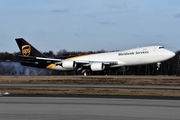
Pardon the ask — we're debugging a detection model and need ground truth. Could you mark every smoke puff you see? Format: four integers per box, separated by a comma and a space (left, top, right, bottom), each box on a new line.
0, 62, 52, 75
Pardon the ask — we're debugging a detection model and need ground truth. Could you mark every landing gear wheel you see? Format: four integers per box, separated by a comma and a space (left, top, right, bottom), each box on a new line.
157, 62, 161, 70
83, 71, 87, 76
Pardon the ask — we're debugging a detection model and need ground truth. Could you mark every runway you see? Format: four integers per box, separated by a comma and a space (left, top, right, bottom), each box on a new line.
1, 84, 180, 90
0, 97, 180, 120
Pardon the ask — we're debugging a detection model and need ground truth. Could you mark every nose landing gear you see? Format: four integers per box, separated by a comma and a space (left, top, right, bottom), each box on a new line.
157, 62, 161, 70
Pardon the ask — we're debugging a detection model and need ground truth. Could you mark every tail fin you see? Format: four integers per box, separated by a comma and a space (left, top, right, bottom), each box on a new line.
15, 38, 46, 57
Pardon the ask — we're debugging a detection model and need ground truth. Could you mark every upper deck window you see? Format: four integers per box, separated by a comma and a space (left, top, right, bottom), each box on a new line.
159, 47, 164, 49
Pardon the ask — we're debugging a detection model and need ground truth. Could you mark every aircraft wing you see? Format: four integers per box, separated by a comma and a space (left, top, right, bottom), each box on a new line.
19, 55, 119, 70
21, 56, 118, 65
74, 60, 118, 64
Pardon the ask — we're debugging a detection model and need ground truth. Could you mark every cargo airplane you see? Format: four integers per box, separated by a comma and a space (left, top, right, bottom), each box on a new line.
15, 38, 175, 75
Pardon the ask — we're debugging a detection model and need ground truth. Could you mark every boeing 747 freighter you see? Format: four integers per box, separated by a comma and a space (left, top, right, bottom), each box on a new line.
15, 38, 175, 75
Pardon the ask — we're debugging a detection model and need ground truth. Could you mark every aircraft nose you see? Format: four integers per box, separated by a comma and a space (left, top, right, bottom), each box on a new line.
164, 50, 175, 59
168, 51, 175, 58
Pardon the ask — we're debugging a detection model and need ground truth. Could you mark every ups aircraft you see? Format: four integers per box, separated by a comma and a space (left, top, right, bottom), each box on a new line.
15, 38, 175, 75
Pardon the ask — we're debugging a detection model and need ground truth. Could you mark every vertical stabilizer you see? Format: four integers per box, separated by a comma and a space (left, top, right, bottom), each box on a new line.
15, 38, 46, 57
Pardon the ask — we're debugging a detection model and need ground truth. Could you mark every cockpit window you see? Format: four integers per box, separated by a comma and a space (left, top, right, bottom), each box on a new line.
159, 47, 164, 49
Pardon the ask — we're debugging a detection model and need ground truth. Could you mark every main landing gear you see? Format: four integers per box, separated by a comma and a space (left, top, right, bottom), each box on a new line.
81, 69, 87, 76
83, 71, 87, 76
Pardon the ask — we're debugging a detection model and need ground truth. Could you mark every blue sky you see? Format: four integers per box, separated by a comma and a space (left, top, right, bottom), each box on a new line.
0, 0, 180, 53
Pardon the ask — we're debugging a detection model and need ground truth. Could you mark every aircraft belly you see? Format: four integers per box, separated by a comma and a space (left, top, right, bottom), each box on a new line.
146, 55, 164, 63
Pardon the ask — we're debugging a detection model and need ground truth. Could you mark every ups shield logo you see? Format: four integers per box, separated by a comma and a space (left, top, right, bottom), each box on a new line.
22, 45, 31, 57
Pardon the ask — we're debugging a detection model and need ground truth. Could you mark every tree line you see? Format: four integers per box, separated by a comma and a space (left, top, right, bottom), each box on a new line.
0, 49, 179, 76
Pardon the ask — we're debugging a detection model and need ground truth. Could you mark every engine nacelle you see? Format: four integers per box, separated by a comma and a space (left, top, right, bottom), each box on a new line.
62, 61, 77, 69
90, 63, 105, 71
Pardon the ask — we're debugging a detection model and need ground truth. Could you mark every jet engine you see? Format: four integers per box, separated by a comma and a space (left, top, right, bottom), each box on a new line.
90, 63, 105, 71
62, 61, 77, 69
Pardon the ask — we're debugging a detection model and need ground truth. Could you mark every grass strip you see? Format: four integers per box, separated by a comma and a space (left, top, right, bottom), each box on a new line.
0, 76, 180, 86
0, 87, 180, 97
